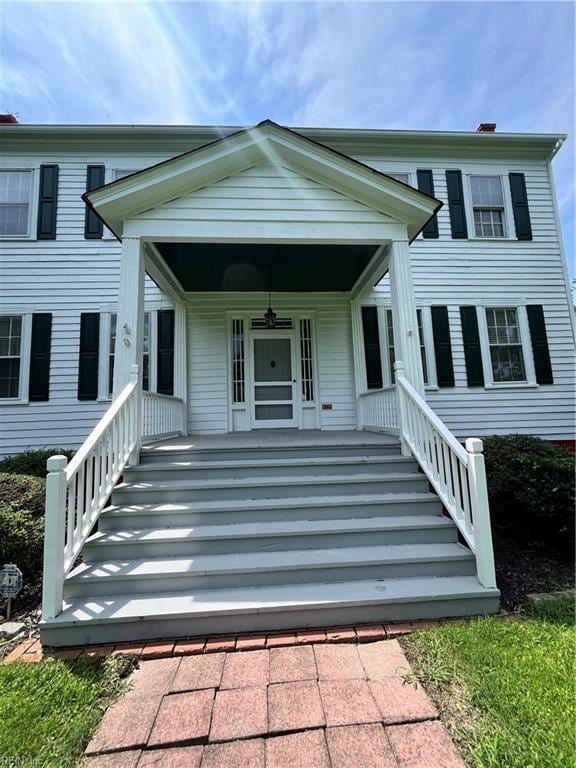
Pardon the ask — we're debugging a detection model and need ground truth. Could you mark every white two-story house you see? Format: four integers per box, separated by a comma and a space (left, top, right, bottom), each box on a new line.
1, 117, 574, 647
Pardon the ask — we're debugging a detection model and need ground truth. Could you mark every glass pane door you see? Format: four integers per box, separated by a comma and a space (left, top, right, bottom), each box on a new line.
252, 337, 296, 427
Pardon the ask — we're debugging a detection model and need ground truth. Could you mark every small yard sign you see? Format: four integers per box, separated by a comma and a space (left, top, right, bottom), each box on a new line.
0, 564, 23, 620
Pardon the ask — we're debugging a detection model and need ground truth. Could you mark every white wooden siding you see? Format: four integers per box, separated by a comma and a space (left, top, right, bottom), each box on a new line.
128, 164, 401, 243
0, 151, 168, 456
0, 142, 574, 456
365, 157, 575, 440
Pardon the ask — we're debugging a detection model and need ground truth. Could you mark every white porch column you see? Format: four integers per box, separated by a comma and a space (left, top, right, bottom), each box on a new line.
174, 299, 188, 434
389, 238, 425, 396
113, 237, 145, 397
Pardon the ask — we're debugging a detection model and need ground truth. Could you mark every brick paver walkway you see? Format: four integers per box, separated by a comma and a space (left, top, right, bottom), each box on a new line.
82, 639, 465, 767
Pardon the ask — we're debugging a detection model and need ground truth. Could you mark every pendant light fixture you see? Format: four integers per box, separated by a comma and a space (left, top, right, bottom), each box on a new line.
264, 262, 277, 329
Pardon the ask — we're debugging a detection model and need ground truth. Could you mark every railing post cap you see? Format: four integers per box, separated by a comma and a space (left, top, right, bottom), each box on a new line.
130, 363, 139, 382
466, 437, 484, 454
394, 360, 405, 372
47, 455, 68, 472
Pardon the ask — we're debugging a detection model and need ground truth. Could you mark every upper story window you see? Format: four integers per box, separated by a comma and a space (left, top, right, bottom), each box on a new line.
113, 169, 138, 181
470, 175, 506, 238
485, 307, 526, 382
0, 315, 23, 398
386, 172, 410, 185
0, 171, 32, 236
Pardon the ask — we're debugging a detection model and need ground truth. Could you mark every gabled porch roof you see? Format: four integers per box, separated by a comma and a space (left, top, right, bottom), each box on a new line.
84, 119, 442, 244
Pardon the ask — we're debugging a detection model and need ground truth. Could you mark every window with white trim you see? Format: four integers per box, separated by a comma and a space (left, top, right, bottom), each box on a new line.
0, 315, 23, 398
386, 172, 410, 185
485, 307, 527, 382
113, 169, 139, 181
386, 309, 429, 384
231, 319, 245, 404
0, 171, 33, 236
470, 175, 506, 237
107, 311, 151, 396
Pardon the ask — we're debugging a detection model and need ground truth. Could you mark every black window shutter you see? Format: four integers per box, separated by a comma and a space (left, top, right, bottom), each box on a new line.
460, 306, 484, 386
84, 165, 105, 239
29, 313, 52, 401
416, 170, 439, 239
509, 173, 533, 241
78, 313, 100, 400
445, 170, 468, 239
526, 305, 553, 384
37, 165, 59, 240
157, 309, 175, 396
361, 306, 383, 389
430, 306, 454, 387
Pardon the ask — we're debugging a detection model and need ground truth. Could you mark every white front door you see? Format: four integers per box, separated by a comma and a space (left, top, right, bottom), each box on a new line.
251, 335, 297, 428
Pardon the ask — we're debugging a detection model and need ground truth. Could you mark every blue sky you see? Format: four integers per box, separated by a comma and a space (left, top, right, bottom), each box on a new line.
1, 1, 573, 277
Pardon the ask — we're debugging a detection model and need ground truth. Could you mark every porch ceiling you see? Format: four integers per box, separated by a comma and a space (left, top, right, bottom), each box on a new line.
155, 242, 380, 292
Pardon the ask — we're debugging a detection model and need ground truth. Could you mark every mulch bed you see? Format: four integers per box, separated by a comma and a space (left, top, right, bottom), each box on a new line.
493, 525, 575, 610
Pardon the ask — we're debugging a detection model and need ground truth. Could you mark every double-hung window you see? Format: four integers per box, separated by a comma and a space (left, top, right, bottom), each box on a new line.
386, 172, 411, 185
470, 175, 506, 238
485, 307, 527, 382
113, 169, 137, 181
0, 170, 33, 237
386, 309, 429, 384
0, 315, 23, 398
107, 311, 151, 397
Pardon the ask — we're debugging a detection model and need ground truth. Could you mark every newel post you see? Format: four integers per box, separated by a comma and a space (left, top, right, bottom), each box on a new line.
129, 363, 142, 466
466, 438, 497, 589
42, 455, 68, 620
394, 361, 411, 457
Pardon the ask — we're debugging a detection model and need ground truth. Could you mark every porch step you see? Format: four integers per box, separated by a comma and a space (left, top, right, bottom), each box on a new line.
40, 433, 500, 648
140, 437, 401, 464
112, 472, 428, 504
85, 515, 457, 559
64, 543, 476, 597
40, 575, 501, 647
123, 454, 418, 482
99, 492, 444, 530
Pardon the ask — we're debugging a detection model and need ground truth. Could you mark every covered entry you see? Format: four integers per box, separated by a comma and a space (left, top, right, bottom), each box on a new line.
83, 120, 441, 433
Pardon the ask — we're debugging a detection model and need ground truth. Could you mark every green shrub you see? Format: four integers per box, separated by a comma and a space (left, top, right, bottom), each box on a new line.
0, 472, 47, 597
483, 434, 574, 557
0, 473, 46, 517
0, 502, 44, 586
0, 448, 74, 479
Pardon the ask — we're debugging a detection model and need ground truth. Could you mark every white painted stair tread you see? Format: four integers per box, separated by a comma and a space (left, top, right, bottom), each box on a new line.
127, 455, 413, 472
115, 472, 424, 492
142, 432, 401, 453
88, 515, 454, 545
103, 492, 440, 516
49, 576, 499, 625
68, 542, 473, 581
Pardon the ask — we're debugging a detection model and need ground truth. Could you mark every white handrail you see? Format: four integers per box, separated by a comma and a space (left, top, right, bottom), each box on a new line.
359, 387, 398, 432
394, 361, 496, 589
42, 366, 141, 620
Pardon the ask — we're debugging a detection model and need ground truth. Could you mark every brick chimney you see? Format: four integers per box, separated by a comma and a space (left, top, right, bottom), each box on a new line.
476, 122, 496, 132
0, 114, 19, 124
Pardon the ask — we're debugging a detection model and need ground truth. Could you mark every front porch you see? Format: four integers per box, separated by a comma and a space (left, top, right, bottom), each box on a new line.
39, 121, 498, 646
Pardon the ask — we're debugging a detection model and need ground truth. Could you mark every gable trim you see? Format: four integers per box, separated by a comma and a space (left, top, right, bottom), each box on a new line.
83, 120, 442, 243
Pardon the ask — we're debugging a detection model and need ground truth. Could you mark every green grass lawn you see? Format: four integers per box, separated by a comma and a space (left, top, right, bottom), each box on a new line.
403, 597, 575, 768
0, 655, 133, 768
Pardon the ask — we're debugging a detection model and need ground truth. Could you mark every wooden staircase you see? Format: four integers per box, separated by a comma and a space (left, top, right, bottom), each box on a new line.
40, 433, 499, 647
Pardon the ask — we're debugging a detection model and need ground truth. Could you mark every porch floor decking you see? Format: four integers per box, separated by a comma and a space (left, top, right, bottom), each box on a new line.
142, 429, 399, 454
